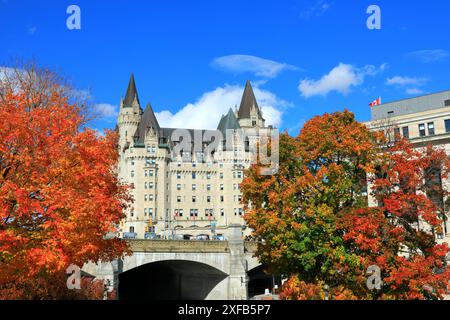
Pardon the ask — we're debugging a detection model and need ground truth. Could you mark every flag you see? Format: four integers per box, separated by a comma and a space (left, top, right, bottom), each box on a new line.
369, 97, 381, 107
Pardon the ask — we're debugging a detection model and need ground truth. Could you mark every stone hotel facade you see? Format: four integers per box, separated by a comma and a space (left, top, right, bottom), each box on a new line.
116, 75, 275, 240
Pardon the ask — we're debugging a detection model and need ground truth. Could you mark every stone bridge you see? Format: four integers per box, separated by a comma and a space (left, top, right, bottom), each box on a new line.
83, 225, 269, 300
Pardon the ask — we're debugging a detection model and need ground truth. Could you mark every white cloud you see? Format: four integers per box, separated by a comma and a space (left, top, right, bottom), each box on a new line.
301, 0, 332, 18
211, 54, 299, 79
408, 49, 450, 63
386, 75, 429, 95
405, 88, 424, 95
28, 26, 37, 36
94, 103, 118, 118
386, 76, 428, 87
298, 63, 386, 98
155, 84, 287, 130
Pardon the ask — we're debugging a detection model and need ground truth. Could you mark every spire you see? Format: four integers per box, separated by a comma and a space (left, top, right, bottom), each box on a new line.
237, 80, 262, 119
133, 103, 160, 144
217, 108, 241, 135
123, 73, 140, 108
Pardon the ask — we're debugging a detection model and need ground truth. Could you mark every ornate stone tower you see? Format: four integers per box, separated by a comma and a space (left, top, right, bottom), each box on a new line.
236, 80, 265, 129
118, 73, 142, 152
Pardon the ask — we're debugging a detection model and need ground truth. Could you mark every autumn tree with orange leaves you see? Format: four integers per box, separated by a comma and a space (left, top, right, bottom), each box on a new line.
0, 65, 131, 299
242, 110, 450, 300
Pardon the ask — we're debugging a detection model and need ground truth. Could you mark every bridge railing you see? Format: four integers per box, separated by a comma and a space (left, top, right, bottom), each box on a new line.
127, 239, 229, 253
126, 239, 260, 254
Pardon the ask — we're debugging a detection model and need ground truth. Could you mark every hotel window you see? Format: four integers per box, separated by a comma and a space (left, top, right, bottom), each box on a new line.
239, 208, 244, 216
177, 171, 181, 179
192, 184, 196, 191
192, 196, 196, 203
146, 159, 151, 166
394, 127, 400, 140
130, 211, 134, 217
144, 194, 148, 201
178, 209, 183, 217
177, 196, 181, 203
419, 123, 426, 137
206, 172, 211, 179
220, 172, 224, 179
149, 182, 154, 189
238, 195, 242, 202
445, 120, 450, 133
445, 99, 450, 107
220, 196, 224, 202
207, 196, 211, 203
131, 170, 135, 177
131, 160, 135, 166
205, 209, 213, 217
144, 208, 147, 216
428, 122, 435, 136
237, 171, 242, 179
192, 162, 196, 168
190, 209, 198, 217
234, 208, 238, 216
220, 208, 225, 216
145, 170, 147, 177
149, 170, 154, 177
402, 126, 409, 139
149, 194, 154, 201
149, 208, 153, 216
207, 184, 211, 191
177, 184, 182, 190
220, 184, 224, 191
129, 226, 135, 233
233, 172, 236, 179
192, 172, 196, 179
144, 182, 148, 189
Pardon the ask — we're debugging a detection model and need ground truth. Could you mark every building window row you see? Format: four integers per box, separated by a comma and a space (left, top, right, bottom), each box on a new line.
144, 208, 154, 216
144, 170, 154, 177
144, 182, 154, 189
175, 171, 217, 180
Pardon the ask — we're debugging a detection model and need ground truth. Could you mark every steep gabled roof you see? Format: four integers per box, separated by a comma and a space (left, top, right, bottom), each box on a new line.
123, 73, 140, 108
237, 80, 262, 119
134, 103, 160, 144
217, 108, 241, 135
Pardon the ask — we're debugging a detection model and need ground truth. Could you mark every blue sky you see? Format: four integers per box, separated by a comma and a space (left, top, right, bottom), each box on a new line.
1, 0, 450, 135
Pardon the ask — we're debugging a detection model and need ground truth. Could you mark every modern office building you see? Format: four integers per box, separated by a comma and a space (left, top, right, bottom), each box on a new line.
365, 90, 450, 245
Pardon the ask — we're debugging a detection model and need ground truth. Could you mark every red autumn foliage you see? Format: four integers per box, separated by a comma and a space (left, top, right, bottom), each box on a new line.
243, 111, 450, 300
0, 81, 132, 299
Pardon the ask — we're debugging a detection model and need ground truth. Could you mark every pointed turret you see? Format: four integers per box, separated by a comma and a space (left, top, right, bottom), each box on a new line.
134, 103, 161, 144
217, 108, 241, 135
237, 80, 262, 119
123, 73, 141, 108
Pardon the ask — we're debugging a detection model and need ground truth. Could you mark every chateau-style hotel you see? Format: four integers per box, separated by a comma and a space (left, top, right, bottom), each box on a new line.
117, 75, 274, 240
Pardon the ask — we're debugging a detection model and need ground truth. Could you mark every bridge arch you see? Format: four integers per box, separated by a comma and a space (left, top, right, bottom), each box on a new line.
118, 259, 228, 300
